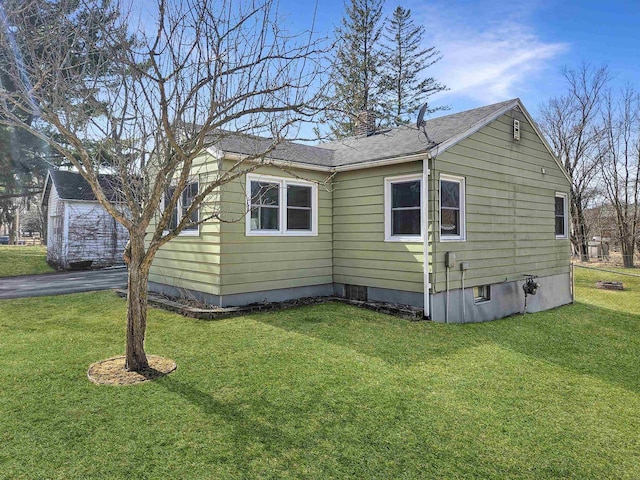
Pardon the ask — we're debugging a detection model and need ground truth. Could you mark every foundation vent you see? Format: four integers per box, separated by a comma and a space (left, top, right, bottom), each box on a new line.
344, 284, 368, 302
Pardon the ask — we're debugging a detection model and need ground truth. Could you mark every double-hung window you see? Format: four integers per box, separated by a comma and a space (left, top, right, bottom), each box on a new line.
440, 174, 465, 241
384, 174, 423, 242
246, 174, 318, 236
164, 180, 199, 235
555, 192, 568, 239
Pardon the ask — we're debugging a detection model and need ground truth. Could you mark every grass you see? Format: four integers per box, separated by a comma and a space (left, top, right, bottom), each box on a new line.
0, 267, 639, 479
0, 245, 54, 277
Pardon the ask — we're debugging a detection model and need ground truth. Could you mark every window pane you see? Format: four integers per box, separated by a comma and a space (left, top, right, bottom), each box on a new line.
250, 207, 279, 230
288, 185, 311, 208
165, 187, 177, 230
392, 181, 420, 208
287, 208, 311, 230
392, 208, 421, 235
251, 181, 279, 206
555, 216, 565, 236
441, 180, 460, 208
555, 196, 565, 216
441, 208, 459, 236
182, 182, 198, 227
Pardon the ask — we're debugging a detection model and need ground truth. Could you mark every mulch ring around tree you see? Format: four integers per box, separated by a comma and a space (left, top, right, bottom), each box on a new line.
87, 355, 177, 386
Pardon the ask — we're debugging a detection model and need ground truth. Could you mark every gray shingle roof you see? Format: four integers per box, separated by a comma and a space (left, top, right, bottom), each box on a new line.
315, 99, 518, 166
209, 99, 518, 169
47, 170, 123, 202
214, 133, 334, 167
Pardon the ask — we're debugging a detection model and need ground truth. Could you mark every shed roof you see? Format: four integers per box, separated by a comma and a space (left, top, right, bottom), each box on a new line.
42, 170, 124, 205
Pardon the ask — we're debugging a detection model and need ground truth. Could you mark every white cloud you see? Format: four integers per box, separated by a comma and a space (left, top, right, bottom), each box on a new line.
404, 1, 568, 107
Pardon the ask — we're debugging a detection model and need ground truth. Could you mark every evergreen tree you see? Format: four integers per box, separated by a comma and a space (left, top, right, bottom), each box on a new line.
380, 6, 446, 126
326, 0, 385, 138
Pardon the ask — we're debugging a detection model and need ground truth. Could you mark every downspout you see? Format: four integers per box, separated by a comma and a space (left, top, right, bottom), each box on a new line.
422, 155, 431, 319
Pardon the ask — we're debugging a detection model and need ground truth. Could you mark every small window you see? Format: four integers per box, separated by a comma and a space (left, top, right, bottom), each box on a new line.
246, 174, 318, 236
287, 184, 312, 230
474, 285, 491, 304
555, 193, 568, 238
164, 180, 199, 235
181, 182, 199, 231
384, 174, 423, 242
440, 175, 465, 241
250, 181, 280, 231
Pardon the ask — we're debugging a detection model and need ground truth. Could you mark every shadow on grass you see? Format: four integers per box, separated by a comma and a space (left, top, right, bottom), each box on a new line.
252, 302, 486, 367
255, 301, 640, 393
470, 301, 640, 393
155, 374, 295, 465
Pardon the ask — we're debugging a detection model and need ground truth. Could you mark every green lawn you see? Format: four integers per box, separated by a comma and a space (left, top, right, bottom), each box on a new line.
0, 267, 639, 479
0, 245, 54, 277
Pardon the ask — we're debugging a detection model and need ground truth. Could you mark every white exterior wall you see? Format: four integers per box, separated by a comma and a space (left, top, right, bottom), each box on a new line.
46, 181, 129, 269
46, 185, 65, 266
64, 201, 129, 268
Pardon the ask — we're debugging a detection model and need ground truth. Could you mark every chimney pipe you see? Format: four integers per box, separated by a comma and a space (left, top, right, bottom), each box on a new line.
355, 110, 376, 136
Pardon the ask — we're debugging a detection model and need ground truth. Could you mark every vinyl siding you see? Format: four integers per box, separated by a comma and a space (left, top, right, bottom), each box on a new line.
332, 162, 429, 294
149, 153, 223, 295
218, 162, 333, 296
430, 111, 571, 292
150, 107, 571, 304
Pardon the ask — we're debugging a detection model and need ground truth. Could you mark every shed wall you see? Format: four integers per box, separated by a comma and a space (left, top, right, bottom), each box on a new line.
46, 184, 65, 266
65, 201, 129, 267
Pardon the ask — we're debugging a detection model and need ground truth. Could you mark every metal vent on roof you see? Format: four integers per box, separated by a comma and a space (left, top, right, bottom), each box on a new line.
513, 119, 521, 141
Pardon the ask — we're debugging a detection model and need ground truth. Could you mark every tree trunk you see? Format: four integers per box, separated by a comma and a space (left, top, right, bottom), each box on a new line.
125, 236, 151, 371
570, 196, 589, 261
621, 239, 635, 268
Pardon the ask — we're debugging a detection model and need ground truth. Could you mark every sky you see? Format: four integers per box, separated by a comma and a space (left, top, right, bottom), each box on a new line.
280, 0, 640, 121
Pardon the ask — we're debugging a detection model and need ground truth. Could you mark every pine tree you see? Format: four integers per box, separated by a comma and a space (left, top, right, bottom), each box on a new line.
380, 6, 446, 126
326, 0, 385, 138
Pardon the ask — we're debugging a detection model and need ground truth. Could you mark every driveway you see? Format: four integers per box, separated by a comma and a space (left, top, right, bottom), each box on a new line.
0, 268, 128, 300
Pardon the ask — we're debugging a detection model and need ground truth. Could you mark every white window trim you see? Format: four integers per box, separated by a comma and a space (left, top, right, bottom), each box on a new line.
555, 192, 569, 239
439, 174, 466, 242
384, 174, 424, 242
163, 179, 200, 237
473, 285, 491, 305
245, 173, 318, 236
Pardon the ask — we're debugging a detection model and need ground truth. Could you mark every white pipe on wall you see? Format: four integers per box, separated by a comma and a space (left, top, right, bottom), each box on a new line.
422, 157, 430, 319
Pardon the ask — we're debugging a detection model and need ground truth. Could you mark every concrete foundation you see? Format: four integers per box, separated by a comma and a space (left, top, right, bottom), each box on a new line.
148, 281, 334, 308
429, 272, 572, 323
150, 272, 572, 323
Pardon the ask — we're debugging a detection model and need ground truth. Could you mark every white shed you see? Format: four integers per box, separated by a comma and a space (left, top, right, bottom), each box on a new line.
41, 170, 129, 269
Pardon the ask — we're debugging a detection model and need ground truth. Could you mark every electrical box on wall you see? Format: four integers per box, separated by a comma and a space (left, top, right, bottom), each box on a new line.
445, 252, 456, 268
513, 119, 521, 141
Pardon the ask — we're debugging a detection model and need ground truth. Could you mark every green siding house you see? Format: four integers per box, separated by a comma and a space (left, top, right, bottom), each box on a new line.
149, 98, 573, 322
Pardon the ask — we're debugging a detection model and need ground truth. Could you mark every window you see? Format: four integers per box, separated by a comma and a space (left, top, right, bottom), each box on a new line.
164, 180, 199, 235
474, 285, 491, 304
555, 193, 568, 239
440, 174, 465, 241
384, 174, 423, 242
246, 174, 317, 236
250, 181, 279, 231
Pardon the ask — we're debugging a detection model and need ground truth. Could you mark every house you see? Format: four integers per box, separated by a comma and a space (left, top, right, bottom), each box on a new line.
149, 99, 573, 322
41, 170, 129, 269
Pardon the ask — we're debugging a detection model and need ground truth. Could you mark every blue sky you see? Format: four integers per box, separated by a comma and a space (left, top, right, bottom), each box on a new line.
281, 0, 640, 120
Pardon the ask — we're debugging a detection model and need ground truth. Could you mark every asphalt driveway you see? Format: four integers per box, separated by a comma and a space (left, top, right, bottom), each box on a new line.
0, 268, 128, 299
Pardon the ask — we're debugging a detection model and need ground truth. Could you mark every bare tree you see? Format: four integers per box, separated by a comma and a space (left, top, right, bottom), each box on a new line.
598, 86, 640, 267
539, 63, 609, 260
0, 0, 326, 371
